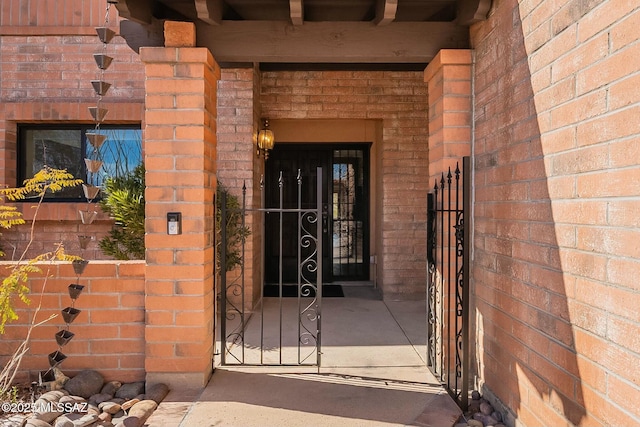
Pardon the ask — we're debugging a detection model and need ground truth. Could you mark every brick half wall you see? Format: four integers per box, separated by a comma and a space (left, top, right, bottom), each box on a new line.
0, 261, 146, 383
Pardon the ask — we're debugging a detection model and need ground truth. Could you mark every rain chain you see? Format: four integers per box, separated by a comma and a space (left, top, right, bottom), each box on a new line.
39, 0, 118, 385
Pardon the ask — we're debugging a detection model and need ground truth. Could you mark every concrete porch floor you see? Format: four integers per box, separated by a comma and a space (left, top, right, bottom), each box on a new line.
145, 289, 462, 426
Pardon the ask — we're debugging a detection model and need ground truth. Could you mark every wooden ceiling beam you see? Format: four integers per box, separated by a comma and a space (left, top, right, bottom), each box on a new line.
195, 0, 223, 25
373, 0, 398, 26
114, 0, 154, 25
195, 21, 468, 63
290, 0, 304, 25
456, 0, 492, 25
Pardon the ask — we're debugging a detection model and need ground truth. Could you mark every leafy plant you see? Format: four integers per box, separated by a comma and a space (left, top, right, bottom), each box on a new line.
98, 163, 145, 260
0, 166, 82, 333
215, 183, 250, 273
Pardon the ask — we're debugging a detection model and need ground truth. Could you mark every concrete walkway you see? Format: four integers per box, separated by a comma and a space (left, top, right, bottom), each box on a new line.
145, 292, 461, 427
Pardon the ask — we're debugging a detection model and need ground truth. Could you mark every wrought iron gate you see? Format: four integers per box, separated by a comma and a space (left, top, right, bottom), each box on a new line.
219, 168, 323, 366
426, 156, 471, 410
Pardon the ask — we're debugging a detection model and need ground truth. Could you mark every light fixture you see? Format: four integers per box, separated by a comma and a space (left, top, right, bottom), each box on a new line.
256, 118, 275, 159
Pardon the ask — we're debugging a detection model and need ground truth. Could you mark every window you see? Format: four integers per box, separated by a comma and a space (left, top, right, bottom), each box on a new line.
19, 124, 142, 200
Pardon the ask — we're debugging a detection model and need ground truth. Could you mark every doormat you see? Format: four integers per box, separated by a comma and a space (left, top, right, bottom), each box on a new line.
263, 284, 344, 298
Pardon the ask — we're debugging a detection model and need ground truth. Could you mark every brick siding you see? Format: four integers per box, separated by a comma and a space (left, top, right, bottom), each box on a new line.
260, 70, 430, 297
0, 261, 146, 383
471, 0, 640, 425
0, 0, 145, 260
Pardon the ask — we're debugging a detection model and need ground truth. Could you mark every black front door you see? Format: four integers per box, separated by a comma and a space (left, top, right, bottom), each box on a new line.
265, 144, 370, 284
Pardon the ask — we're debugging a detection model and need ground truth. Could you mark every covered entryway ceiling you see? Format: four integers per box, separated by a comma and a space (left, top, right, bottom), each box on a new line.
116, 0, 490, 66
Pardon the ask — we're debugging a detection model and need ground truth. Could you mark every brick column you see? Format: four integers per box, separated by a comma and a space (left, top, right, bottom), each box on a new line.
140, 22, 219, 389
423, 49, 473, 386
424, 49, 473, 183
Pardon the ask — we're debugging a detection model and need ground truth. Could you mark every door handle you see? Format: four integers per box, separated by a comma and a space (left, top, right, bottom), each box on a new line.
322, 204, 329, 233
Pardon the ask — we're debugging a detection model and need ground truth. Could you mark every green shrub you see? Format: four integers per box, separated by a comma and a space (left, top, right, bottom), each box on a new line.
99, 163, 145, 260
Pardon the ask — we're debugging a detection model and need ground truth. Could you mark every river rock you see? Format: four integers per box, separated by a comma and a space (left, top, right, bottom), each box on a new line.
121, 399, 140, 412
33, 391, 67, 423
115, 383, 144, 400
99, 401, 122, 415
115, 415, 142, 427
24, 418, 54, 427
467, 420, 483, 427
479, 401, 493, 415
483, 415, 500, 426
98, 411, 112, 423
143, 383, 169, 404
54, 413, 99, 427
38, 390, 69, 403
64, 370, 104, 399
89, 393, 113, 406
128, 400, 157, 426
100, 381, 122, 397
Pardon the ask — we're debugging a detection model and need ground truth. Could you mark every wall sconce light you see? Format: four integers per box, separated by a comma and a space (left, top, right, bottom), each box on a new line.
256, 118, 275, 159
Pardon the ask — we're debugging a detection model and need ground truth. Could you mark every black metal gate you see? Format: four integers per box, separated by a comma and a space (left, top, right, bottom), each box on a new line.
426, 156, 471, 410
218, 168, 323, 366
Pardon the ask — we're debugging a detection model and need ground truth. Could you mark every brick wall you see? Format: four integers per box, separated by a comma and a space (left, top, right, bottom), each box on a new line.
0, 261, 146, 383
471, 0, 640, 425
216, 66, 263, 307
1, 0, 109, 34
0, 0, 145, 260
260, 70, 429, 297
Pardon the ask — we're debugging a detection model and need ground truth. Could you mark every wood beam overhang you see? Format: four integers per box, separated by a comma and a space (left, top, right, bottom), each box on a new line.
290, 0, 304, 25
456, 0, 492, 25
115, 0, 154, 24
195, 0, 223, 25
373, 0, 398, 26
195, 21, 468, 63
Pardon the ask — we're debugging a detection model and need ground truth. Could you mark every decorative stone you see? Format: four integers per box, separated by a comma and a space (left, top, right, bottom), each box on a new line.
86, 402, 100, 416
64, 370, 104, 399
54, 413, 99, 427
116, 382, 145, 400
143, 383, 169, 404
467, 420, 483, 427
491, 411, 502, 422
483, 415, 500, 426
33, 406, 64, 424
98, 411, 112, 422
480, 401, 493, 415
24, 418, 54, 427
120, 398, 140, 411
89, 393, 113, 405
99, 401, 122, 415
59, 395, 87, 406
115, 415, 142, 427
100, 381, 122, 396
38, 389, 69, 403
128, 400, 157, 426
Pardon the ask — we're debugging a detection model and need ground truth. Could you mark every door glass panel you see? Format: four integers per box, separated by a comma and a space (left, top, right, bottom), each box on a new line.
332, 149, 367, 279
